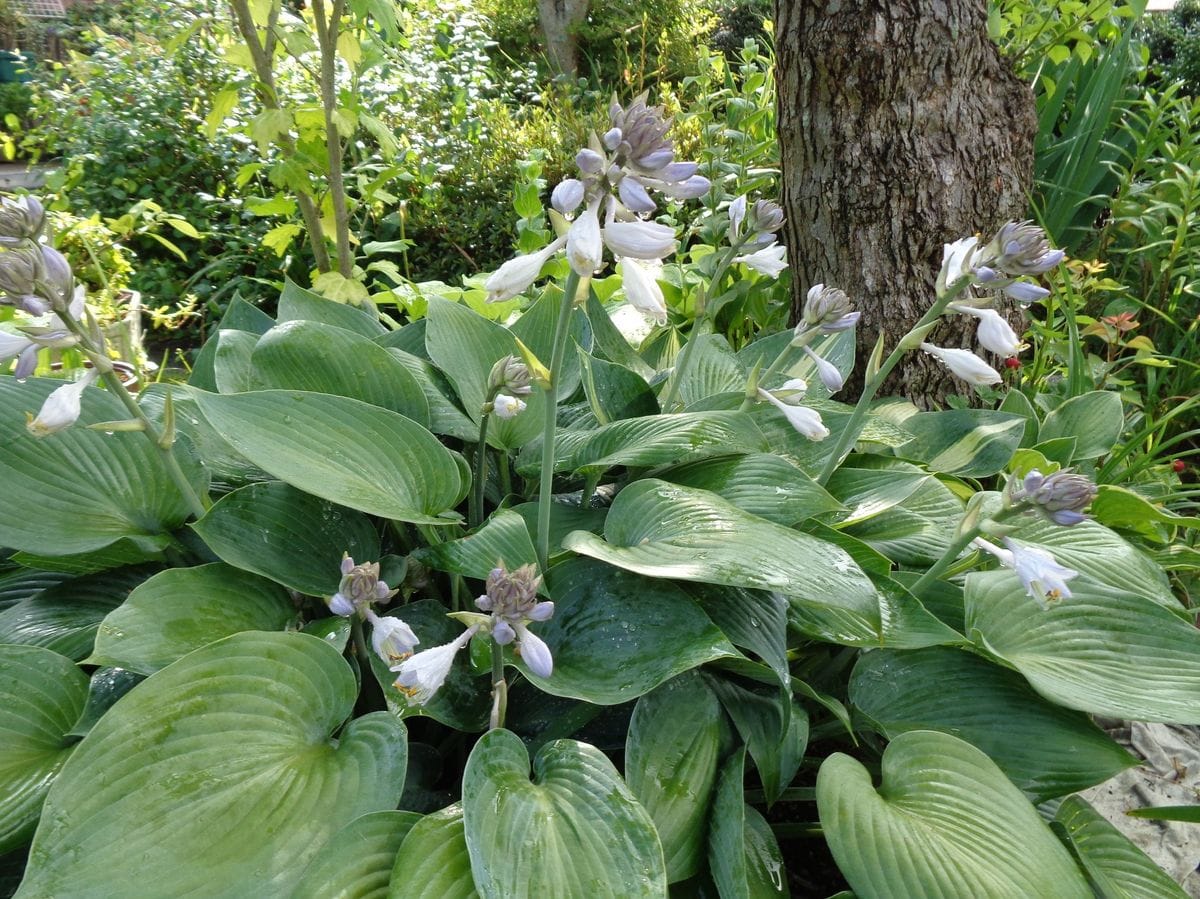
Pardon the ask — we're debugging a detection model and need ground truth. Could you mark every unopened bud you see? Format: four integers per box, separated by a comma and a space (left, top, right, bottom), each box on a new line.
488, 354, 533, 396
0, 195, 45, 241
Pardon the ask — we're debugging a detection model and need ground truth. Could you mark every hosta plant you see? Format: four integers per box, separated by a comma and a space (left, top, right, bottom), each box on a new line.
0, 98, 1197, 898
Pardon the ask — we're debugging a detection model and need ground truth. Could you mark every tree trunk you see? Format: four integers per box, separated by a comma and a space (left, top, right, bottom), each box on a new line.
775, 0, 1035, 405
538, 0, 589, 78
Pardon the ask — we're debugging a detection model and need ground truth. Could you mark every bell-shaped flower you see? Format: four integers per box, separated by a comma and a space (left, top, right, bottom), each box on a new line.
617, 177, 656, 214
603, 219, 677, 260
26, 369, 97, 438
951, 305, 1022, 357
937, 236, 981, 295
1004, 281, 1050, 304
567, 206, 603, 276
551, 179, 585, 215
803, 346, 845, 393
756, 386, 829, 441
514, 622, 553, 677
729, 194, 748, 239
492, 393, 527, 420
364, 608, 419, 665
392, 625, 479, 706
919, 343, 1002, 386
619, 257, 667, 325
484, 236, 566, 303
734, 243, 788, 278
974, 537, 1078, 607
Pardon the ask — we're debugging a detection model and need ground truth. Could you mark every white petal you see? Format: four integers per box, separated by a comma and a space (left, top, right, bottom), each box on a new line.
392, 626, 477, 705
733, 243, 788, 278
27, 372, 95, 438
367, 612, 420, 664
567, 207, 603, 276
919, 343, 1002, 386
757, 388, 829, 440
492, 393, 527, 419
803, 346, 845, 393
0, 329, 34, 362
952, 305, 1022, 356
619, 257, 667, 325
515, 622, 553, 678
602, 220, 677, 260
484, 237, 565, 303
729, 195, 747, 238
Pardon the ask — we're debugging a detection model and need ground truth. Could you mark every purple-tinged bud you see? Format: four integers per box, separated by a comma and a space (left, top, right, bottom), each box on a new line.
39, 246, 74, 310
0, 195, 45, 241
617, 177, 656, 214
551, 178, 585, 215
635, 148, 674, 171
329, 554, 396, 616
576, 148, 605, 174
662, 175, 711, 200
488, 354, 533, 396
660, 161, 698, 182
515, 622, 553, 677
0, 244, 42, 298
492, 618, 516, 645
800, 284, 857, 332
602, 128, 622, 151
1006, 468, 1097, 525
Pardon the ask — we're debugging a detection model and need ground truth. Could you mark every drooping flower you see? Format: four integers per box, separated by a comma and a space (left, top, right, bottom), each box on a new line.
484, 236, 567, 303
26, 369, 97, 437
329, 554, 396, 616
567, 205, 604, 276
733, 243, 788, 278
514, 622, 553, 678
602, 219, 677, 260
802, 345, 845, 393
492, 393, 527, 419
756, 384, 829, 441
919, 342, 1002, 386
0, 329, 37, 378
1006, 469, 1097, 525
364, 608, 419, 665
974, 536, 1079, 607
950, 305, 1023, 357
619, 257, 667, 324
392, 625, 480, 705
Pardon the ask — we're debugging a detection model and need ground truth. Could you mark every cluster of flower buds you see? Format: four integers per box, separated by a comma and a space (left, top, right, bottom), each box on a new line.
796, 284, 860, 336
484, 354, 533, 420
392, 562, 554, 705
729, 196, 788, 278
1006, 469, 1098, 526
921, 221, 1063, 384
755, 378, 829, 441
973, 535, 1079, 607
327, 554, 419, 665
484, 93, 710, 319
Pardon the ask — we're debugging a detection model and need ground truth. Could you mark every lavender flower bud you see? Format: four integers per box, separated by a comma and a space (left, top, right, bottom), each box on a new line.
329, 554, 396, 616
661, 175, 712, 200
617, 177, 656, 214
661, 161, 698, 182
982, 222, 1065, 275
800, 284, 856, 332
576, 149, 605, 174
1007, 469, 1097, 525
602, 128, 622, 151
551, 179, 585, 215
39, 246, 74, 310
603, 220, 677, 260
488, 354, 533, 396
0, 244, 42, 298
0, 195, 45, 241
567, 207, 603, 276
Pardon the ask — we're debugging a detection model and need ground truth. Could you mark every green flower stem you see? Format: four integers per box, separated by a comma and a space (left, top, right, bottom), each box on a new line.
59, 312, 209, 520
536, 269, 581, 573
659, 239, 748, 412
498, 451, 512, 498
907, 523, 984, 597
814, 278, 973, 486
757, 327, 816, 391
489, 635, 508, 731
470, 411, 491, 529
350, 614, 370, 663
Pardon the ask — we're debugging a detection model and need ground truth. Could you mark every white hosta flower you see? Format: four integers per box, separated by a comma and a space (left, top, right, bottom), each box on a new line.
485, 236, 566, 303
803, 346, 845, 393
602, 220, 677, 260
919, 342, 1002, 386
392, 625, 479, 705
619, 257, 667, 325
974, 537, 1079, 607
551, 179, 585, 215
365, 609, 419, 665
733, 243, 788, 278
937, 236, 981, 295
514, 622, 553, 677
728, 194, 748, 239
567, 206, 603, 276
951, 305, 1023, 356
26, 370, 97, 438
492, 393, 527, 420
0, 328, 35, 365
757, 387, 829, 441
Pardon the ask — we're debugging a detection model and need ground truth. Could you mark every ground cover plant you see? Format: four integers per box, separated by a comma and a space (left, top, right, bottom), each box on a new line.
1, 74, 1199, 895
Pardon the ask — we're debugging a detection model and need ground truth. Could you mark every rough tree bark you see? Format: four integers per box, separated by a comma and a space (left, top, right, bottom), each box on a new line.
538, 0, 590, 78
775, 0, 1036, 404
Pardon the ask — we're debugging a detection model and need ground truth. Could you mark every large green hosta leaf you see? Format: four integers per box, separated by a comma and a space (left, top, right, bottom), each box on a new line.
625, 673, 723, 883
389, 805, 478, 899
462, 729, 666, 898
0, 377, 204, 555
88, 563, 297, 674
817, 731, 1090, 899
276, 279, 387, 338
897, 409, 1027, 477
1055, 796, 1187, 898
523, 558, 737, 704
965, 571, 1200, 722
850, 647, 1135, 802
707, 749, 788, 898
1038, 390, 1123, 461
191, 481, 381, 596
563, 479, 880, 628
16, 632, 407, 899
537, 412, 767, 475
0, 645, 88, 852
295, 811, 421, 899
418, 510, 538, 583
196, 389, 465, 524
248, 320, 430, 427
